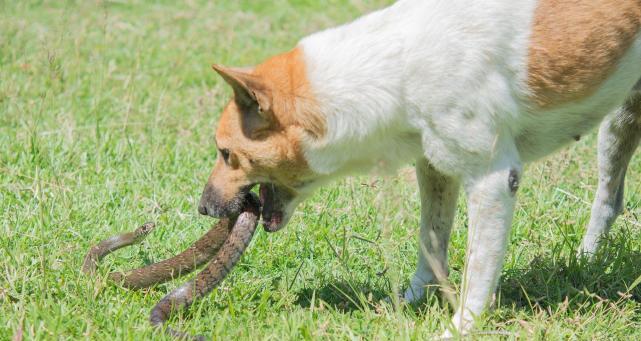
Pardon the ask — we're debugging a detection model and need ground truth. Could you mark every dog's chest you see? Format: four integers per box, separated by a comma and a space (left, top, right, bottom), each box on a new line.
305, 129, 423, 177
515, 114, 604, 161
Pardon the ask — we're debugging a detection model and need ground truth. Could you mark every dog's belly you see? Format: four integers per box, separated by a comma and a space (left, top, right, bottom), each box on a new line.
517, 36, 641, 162
515, 114, 604, 162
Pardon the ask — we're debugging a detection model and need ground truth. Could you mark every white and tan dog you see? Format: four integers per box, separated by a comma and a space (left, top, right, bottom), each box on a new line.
197, 0, 641, 336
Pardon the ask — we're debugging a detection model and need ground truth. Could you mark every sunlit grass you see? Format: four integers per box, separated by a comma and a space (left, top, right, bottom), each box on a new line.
2, 1, 641, 339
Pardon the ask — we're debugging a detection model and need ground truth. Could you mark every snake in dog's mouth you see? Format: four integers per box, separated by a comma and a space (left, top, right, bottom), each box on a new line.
83, 192, 261, 340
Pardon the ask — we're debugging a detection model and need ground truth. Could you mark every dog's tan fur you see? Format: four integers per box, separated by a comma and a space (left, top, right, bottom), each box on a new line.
206, 48, 322, 202
254, 48, 325, 138
527, 0, 641, 108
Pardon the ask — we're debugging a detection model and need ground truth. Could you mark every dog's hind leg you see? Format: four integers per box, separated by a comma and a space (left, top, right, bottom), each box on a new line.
403, 158, 460, 303
580, 93, 641, 256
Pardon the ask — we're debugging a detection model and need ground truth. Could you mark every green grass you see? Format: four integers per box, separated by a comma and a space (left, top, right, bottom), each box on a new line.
2, 1, 641, 339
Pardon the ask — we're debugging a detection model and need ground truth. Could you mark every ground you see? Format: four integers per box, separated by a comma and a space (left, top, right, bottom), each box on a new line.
2, 1, 641, 340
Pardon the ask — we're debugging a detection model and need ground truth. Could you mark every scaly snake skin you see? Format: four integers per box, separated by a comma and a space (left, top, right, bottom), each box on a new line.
83, 193, 260, 340
82, 218, 236, 289
82, 222, 157, 276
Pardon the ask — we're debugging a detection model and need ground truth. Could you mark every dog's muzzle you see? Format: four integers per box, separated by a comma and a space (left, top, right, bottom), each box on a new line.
198, 185, 250, 218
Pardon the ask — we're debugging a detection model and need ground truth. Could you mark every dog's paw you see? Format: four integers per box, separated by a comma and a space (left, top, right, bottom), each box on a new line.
402, 286, 426, 303
441, 311, 474, 340
382, 292, 406, 307
402, 275, 432, 303
439, 329, 455, 340
577, 237, 600, 259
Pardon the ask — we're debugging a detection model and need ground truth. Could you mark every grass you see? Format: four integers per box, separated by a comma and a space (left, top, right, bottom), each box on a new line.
2, 1, 641, 339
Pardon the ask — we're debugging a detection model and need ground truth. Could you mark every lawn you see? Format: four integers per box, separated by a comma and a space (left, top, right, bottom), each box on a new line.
2, 1, 641, 340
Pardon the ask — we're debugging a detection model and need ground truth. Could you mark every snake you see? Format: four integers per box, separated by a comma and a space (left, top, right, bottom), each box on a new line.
83, 192, 261, 340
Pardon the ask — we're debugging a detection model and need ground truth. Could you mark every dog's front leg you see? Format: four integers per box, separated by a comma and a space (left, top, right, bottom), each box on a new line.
446, 157, 521, 337
404, 158, 460, 303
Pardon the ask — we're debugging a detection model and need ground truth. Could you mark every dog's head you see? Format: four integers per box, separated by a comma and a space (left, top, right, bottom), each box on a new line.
198, 48, 325, 232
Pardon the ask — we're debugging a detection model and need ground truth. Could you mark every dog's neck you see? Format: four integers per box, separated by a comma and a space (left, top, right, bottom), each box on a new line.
297, 2, 422, 176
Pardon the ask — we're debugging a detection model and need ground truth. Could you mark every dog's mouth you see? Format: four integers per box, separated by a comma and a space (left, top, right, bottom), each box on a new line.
258, 183, 293, 232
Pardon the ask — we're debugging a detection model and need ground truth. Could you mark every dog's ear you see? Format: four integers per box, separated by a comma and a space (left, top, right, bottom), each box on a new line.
212, 64, 274, 136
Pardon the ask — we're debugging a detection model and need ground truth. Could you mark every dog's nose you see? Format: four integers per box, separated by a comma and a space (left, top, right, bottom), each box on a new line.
198, 204, 208, 216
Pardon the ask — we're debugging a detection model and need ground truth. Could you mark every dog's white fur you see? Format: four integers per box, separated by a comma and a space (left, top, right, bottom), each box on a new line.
580, 84, 641, 255
282, 0, 641, 336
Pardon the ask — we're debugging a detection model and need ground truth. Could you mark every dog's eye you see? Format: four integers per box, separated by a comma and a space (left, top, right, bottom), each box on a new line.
219, 148, 230, 163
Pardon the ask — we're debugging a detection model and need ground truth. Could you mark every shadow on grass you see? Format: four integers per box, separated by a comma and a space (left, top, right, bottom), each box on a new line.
499, 233, 641, 310
294, 281, 390, 313
292, 233, 641, 315
120, 232, 640, 318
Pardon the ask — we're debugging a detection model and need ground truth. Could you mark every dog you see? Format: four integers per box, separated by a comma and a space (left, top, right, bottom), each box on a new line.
197, 0, 641, 336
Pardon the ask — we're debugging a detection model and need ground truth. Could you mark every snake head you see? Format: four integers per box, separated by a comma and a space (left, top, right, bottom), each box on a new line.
134, 222, 156, 241
241, 191, 261, 218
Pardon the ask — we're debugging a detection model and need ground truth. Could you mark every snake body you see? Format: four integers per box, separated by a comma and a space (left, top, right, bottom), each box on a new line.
150, 208, 259, 340
82, 222, 157, 275
83, 218, 236, 289
83, 193, 261, 339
